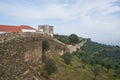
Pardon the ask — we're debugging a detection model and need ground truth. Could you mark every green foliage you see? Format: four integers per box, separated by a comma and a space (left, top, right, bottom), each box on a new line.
108, 69, 116, 80
42, 39, 50, 52
115, 68, 120, 79
75, 41, 120, 79
51, 54, 109, 80
92, 65, 100, 75
54, 34, 80, 44
68, 34, 79, 44
43, 57, 58, 75
42, 39, 50, 63
61, 52, 72, 65
54, 34, 69, 44
91, 65, 100, 80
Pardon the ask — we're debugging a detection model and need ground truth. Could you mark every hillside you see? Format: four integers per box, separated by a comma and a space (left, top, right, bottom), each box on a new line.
53, 34, 120, 80
77, 41, 120, 80
0, 33, 117, 80
50, 54, 109, 80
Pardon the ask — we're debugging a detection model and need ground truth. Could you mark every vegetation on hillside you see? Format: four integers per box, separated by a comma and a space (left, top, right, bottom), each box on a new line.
41, 57, 58, 79
50, 54, 109, 80
54, 34, 69, 44
40, 40, 110, 80
54, 34, 80, 44
53, 34, 120, 80
61, 52, 72, 65
74, 41, 120, 80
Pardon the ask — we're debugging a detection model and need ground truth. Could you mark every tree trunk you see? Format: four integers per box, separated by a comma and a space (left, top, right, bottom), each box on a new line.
93, 74, 97, 80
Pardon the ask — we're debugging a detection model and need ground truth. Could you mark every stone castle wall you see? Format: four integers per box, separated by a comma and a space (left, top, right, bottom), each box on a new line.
0, 32, 68, 80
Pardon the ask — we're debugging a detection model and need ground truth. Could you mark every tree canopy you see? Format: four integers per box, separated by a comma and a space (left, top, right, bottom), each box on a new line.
42, 39, 50, 52
68, 34, 79, 44
54, 34, 80, 45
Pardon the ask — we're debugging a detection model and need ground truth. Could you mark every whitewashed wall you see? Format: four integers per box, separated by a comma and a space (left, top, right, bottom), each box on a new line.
21, 29, 36, 32
0, 32, 7, 34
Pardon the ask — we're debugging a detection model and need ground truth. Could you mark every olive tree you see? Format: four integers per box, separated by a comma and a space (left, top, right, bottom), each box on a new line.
62, 52, 72, 65
91, 65, 100, 80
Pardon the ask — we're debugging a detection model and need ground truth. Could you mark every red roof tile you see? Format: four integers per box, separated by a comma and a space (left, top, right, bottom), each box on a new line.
0, 24, 37, 32
0, 25, 21, 32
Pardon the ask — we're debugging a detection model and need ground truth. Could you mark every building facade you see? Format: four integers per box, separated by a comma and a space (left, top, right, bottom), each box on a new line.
38, 25, 54, 36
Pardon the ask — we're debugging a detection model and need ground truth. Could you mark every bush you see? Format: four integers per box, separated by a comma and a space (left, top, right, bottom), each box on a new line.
42, 39, 50, 52
43, 57, 58, 75
42, 39, 50, 62
62, 52, 72, 65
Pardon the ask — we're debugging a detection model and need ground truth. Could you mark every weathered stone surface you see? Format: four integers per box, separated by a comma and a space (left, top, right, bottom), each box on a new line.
0, 32, 69, 80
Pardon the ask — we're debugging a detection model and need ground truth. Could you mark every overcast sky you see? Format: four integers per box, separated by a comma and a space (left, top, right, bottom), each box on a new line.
0, 0, 120, 45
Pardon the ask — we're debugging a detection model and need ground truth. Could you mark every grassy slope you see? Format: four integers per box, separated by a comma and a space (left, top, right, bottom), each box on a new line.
50, 54, 109, 80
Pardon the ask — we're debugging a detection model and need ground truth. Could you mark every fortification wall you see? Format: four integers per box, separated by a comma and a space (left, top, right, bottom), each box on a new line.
0, 32, 69, 80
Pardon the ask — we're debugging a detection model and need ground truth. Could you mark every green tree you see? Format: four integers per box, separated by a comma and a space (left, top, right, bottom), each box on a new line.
62, 52, 72, 65
68, 34, 79, 45
42, 40, 50, 62
42, 39, 50, 53
44, 57, 58, 75
105, 62, 112, 71
54, 34, 69, 44
91, 65, 100, 80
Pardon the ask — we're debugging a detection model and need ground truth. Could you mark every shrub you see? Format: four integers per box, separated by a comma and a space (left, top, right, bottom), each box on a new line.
43, 57, 58, 75
42, 39, 50, 53
62, 52, 72, 65
42, 39, 50, 62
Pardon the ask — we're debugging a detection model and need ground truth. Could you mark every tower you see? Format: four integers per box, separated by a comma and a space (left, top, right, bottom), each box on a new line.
38, 25, 54, 36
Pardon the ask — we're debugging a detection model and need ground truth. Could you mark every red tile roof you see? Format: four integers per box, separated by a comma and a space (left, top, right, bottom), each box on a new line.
0, 24, 37, 32
0, 25, 21, 32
